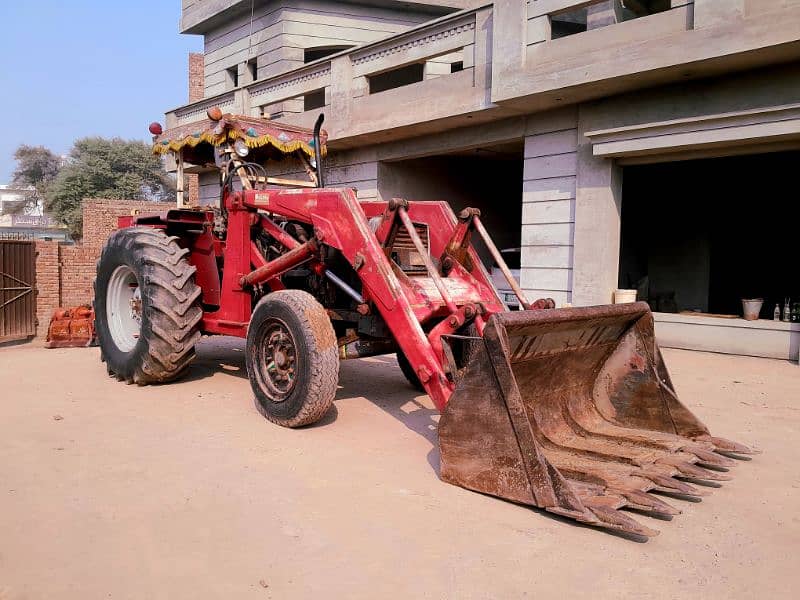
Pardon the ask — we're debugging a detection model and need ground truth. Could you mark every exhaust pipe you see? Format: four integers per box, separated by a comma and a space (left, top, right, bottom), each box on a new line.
313, 113, 325, 188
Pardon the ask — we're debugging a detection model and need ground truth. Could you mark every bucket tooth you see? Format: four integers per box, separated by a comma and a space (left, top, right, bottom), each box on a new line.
683, 446, 736, 469
656, 457, 732, 481
614, 489, 681, 516
585, 504, 660, 538
636, 467, 708, 497
694, 434, 759, 456
545, 506, 602, 526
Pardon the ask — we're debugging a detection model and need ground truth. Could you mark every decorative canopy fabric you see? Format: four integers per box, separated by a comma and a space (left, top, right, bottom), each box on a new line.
152, 114, 327, 158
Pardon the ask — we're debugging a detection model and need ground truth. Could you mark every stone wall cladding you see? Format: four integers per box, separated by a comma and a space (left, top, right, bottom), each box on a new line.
34, 199, 172, 336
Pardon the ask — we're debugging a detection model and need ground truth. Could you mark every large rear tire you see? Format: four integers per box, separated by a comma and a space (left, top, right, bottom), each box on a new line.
94, 227, 203, 384
246, 290, 338, 427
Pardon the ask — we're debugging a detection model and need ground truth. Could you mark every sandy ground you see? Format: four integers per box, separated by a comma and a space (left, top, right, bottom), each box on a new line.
0, 338, 798, 599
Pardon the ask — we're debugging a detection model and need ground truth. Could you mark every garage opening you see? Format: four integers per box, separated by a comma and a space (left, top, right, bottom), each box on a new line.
378, 141, 524, 301
619, 151, 800, 320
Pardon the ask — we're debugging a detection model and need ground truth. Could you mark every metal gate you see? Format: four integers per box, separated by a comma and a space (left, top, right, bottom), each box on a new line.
0, 240, 36, 342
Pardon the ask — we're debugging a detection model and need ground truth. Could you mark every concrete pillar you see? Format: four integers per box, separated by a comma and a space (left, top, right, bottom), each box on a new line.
330, 56, 355, 138
571, 106, 623, 307
520, 108, 579, 307
693, 0, 745, 28
474, 6, 494, 94
491, 0, 528, 77
587, 1, 623, 29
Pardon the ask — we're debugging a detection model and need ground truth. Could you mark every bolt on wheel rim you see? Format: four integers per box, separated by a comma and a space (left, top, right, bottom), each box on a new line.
259, 319, 298, 401
106, 265, 142, 353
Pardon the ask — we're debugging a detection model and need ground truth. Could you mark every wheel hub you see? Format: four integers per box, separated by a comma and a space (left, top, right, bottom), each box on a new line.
262, 323, 297, 399
106, 265, 142, 353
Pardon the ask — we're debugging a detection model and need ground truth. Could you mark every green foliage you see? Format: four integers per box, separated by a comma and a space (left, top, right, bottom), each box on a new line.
46, 137, 175, 238
10, 145, 62, 213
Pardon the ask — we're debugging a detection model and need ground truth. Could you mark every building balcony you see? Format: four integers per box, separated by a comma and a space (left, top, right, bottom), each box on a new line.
166, 0, 800, 150
493, 0, 800, 113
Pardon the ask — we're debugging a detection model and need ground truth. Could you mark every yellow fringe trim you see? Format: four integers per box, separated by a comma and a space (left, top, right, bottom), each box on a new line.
153, 129, 326, 158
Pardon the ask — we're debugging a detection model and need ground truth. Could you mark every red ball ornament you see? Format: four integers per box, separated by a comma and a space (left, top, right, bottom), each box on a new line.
207, 106, 223, 121
148, 122, 163, 135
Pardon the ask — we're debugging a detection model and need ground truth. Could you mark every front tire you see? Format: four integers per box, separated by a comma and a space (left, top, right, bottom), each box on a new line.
397, 350, 424, 391
246, 290, 338, 427
396, 322, 480, 391
94, 227, 202, 384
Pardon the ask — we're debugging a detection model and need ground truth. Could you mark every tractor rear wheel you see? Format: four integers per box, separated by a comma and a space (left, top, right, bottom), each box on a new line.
246, 290, 338, 427
94, 227, 203, 384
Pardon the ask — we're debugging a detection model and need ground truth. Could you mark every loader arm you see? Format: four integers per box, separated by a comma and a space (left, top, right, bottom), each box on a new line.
241, 187, 505, 411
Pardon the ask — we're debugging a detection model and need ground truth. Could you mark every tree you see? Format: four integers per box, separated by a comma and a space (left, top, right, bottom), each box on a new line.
10, 145, 62, 214
46, 137, 175, 238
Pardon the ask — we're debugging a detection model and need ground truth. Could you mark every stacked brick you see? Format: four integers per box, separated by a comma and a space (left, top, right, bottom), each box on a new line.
187, 52, 205, 205
34, 199, 172, 336
188, 53, 204, 102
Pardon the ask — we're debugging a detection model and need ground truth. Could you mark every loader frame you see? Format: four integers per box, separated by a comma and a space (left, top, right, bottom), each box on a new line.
121, 185, 533, 411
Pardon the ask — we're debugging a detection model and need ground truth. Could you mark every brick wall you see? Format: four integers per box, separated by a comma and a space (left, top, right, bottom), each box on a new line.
188, 52, 205, 205
34, 198, 172, 336
189, 53, 204, 102
34, 241, 60, 334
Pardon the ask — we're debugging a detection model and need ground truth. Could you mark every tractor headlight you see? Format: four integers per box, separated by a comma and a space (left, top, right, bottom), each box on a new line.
234, 139, 250, 158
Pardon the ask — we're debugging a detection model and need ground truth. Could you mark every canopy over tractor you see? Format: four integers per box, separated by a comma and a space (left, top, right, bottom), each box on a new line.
93, 108, 754, 540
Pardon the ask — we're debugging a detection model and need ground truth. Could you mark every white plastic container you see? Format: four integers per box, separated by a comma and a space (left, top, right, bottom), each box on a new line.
741, 298, 764, 321
614, 289, 637, 304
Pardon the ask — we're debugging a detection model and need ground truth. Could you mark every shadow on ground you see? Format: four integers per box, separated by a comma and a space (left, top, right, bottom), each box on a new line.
187, 336, 438, 462
163, 336, 684, 538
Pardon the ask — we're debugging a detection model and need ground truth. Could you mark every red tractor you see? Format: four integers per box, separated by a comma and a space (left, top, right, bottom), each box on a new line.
94, 109, 753, 538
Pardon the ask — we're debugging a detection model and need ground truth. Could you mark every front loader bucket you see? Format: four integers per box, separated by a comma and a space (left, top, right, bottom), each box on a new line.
439, 302, 754, 538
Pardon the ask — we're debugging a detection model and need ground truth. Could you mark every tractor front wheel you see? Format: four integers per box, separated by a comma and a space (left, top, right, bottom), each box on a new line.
94, 227, 203, 384
246, 290, 339, 427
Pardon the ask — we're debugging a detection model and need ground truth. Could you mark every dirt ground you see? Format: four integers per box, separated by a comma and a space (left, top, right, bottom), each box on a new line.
0, 338, 798, 599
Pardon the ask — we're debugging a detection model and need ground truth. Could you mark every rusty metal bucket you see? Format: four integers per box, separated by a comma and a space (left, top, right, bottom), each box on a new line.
438, 302, 754, 538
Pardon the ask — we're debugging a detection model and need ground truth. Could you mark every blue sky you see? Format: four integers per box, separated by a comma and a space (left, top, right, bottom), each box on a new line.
0, 1, 202, 181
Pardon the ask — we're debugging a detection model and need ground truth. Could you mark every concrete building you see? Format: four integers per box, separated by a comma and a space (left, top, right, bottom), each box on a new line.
166, 0, 800, 361
0, 185, 35, 216
0, 186, 69, 241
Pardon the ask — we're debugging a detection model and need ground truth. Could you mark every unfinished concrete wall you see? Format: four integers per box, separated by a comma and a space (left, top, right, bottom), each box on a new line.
198, 172, 222, 206
378, 153, 523, 263
572, 62, 800, 306
520, 108, 579, 306
201, 0, 451, 97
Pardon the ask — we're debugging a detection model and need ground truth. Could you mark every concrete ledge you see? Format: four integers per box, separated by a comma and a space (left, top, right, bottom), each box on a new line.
654, 312, 800, 361
585, 103, 800, 159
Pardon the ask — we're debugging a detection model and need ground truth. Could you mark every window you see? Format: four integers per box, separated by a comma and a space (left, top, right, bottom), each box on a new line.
304, 45, 353, 63
551, 0, 672, 39
450, 61, 464, 73
304, 88, 326, 111
225, 66, 239, 89
368, 63, 424, 95
247, 59, 257, 83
